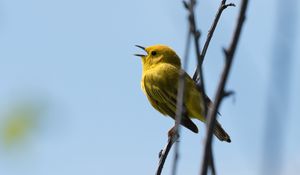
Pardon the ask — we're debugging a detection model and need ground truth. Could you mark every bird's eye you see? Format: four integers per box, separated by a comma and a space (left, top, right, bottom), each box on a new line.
151, 51, 157, 56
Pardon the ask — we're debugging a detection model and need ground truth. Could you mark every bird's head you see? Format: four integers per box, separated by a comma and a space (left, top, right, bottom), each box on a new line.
135, 44, 181, 70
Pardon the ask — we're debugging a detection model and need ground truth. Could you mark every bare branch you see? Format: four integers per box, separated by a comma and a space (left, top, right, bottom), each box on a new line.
200, 0, 248, 175
170, 22, 192, 175
185, 1, 233, 172
184, 0, 218, 172
155, 0, 247, 174
192, 0, 235, 83
184, 0, 208, 116
209, 150, 216, 175
156, 132, 179, 175
155, 18, 192, 175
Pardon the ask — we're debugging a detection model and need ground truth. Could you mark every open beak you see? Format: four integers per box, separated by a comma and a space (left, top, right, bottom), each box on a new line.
134, 45, 147, 57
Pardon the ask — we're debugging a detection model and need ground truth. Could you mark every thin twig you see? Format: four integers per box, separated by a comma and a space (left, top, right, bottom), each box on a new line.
156, 133, 178, 175
192, 0, 235, 83
184, 0, 207, 110
199, 1, 248, 175
155, 19, 192, 175
184, 0, 208, 120
171, 30, 192, 175
185, 0, 232, 173
185, 0, 228, 172
209, 150, 216, 175
184, 1, 217, 173
201, 2, 235, 172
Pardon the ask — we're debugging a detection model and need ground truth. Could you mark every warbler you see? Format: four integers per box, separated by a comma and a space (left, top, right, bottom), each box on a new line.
135, 44, 231, 142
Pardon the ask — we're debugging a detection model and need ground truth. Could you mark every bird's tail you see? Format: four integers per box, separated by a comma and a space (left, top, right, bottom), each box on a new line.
214, 121, 231, 143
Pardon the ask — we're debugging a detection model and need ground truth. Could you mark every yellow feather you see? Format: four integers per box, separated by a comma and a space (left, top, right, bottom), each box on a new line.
137, 44, 230, 142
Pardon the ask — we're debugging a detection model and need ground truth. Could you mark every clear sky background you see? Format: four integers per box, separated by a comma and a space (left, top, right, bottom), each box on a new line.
0, 0, 299, 175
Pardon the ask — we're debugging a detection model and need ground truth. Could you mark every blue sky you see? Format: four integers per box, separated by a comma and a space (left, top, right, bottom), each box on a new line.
0, 0, 299, 175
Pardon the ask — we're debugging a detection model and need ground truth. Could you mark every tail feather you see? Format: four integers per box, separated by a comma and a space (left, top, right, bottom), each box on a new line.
214, 121, 231, 143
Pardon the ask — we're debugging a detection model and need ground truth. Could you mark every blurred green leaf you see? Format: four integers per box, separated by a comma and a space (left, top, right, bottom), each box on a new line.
2, 103, 40, 148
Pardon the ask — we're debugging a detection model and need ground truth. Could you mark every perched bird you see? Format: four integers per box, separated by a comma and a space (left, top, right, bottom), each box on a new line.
135, 44, 231, 142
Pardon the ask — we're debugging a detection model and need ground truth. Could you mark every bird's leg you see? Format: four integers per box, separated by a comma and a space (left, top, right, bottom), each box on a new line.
158, 125, 180, 158
158, 125, 180, 159
168, 125, 180, 143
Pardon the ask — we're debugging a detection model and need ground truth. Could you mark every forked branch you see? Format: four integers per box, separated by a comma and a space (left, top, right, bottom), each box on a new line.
200, 1, 248, 175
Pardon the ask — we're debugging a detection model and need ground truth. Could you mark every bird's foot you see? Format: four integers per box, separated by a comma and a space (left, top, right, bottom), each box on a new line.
168, 126, 180, 143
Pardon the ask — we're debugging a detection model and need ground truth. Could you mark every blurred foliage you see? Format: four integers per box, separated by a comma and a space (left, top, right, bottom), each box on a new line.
1, 103, 40, 148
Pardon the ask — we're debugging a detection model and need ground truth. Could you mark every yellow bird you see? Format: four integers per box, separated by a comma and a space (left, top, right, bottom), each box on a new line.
135, 44, 231, 142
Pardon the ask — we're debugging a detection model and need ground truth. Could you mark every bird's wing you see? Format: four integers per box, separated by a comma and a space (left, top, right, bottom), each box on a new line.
193, 80, 222, 116
143, 68, 198, 133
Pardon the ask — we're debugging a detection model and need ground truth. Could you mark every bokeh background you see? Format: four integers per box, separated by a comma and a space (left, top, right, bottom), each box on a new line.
0, 0, 299, 175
